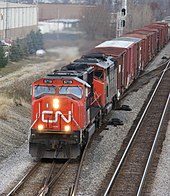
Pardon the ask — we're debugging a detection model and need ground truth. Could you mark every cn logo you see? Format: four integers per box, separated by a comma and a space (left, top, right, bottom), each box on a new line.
42, 110, 71, 123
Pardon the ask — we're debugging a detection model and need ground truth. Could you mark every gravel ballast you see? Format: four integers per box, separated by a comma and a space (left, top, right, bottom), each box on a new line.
150, 123, 170, 195
0, 143, 33, 193
77, 81, 156, 195
1, 43, 170, 195
77, 42, 170, 195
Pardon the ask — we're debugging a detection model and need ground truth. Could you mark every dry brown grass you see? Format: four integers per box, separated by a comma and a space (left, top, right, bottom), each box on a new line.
0, 96, 13, 120
0, 56, 51, 77
5, 74, 45, 105
0, 42, 81, 108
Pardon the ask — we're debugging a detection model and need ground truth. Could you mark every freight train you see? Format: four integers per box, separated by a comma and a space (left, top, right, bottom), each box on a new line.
29, 22, 169, 159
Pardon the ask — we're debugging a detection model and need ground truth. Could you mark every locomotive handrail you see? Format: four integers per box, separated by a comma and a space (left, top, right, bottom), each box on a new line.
29, 102, 41, 130
29, 117, 38, 131
91, 91, 101, 108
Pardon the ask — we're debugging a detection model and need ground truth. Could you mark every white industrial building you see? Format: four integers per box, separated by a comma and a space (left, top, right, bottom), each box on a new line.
0, 2, 38, 41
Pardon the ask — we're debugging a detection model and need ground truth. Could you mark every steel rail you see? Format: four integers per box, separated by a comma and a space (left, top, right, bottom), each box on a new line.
37, 159, 71, 196
138, 58, 170, 79
69, 139, 90, 196
37, 160, 56, 196
136, 92, 170, 196
7, 162, 41, 196
104, 60, 170, 196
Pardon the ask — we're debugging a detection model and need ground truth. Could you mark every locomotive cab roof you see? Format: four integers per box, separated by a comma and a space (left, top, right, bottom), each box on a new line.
42, 73, 91, 88
47, 69, 91, 80
61, 62, 93, 73
46, 65, 93, 89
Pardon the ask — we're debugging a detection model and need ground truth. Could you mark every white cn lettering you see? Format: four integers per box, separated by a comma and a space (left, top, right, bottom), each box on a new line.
42, 110, 71, 123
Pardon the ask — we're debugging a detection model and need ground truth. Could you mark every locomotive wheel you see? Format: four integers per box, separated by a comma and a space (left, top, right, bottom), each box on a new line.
82, 130, 89, 146
95, 112, 102, 128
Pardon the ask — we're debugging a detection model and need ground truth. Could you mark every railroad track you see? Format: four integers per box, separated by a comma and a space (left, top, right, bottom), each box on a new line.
37, 159, 71, 196
68, 139, 90, 196
6, 162, 41, 196
6, 141, 90, 196
6, 159, 70, 196
5, 60, 170, 196
36, 139, 90, 196
102, 60, 170, 195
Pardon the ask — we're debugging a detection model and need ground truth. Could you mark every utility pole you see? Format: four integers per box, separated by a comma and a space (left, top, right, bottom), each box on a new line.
116, 0, 127, 37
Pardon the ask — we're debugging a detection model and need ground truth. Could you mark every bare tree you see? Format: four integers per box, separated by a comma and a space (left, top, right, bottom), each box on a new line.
101, 0, 113, 9
124, 2, 154, 33
80, 5, 112, 40
129, 0, 169, 20
86, 0, 97, 5
150, 2, 163, 20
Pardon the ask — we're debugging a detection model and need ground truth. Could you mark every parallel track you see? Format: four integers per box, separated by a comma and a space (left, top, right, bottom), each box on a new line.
103, 60, 170, 195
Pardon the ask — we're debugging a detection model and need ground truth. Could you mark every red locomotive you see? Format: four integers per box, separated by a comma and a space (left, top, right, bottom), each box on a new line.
29, 22, 169, 159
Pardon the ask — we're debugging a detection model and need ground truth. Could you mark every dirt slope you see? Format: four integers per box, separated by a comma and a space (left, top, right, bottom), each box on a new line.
0, 47, 79, 163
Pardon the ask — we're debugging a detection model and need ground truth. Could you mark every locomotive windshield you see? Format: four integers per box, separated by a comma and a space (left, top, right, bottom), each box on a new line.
34, 85, 56, 98
59, 86, 82, 99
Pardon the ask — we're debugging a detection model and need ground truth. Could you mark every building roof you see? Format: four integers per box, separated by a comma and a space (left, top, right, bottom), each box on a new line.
0, 2, 37, 8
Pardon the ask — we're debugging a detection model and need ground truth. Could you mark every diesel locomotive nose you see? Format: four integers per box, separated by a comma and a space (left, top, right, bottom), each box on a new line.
32, 96, 76, 132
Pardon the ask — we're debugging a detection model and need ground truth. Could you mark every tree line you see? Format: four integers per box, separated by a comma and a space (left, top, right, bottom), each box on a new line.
80, 1, 158, 40
0, 30, 44, 68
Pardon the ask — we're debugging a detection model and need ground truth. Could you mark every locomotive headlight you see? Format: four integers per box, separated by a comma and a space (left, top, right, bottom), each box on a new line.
38, 124, 44, 131
64, 125, 71, 132
53, 99, 59, 109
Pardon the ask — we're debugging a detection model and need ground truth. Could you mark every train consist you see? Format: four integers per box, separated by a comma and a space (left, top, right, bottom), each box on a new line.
29, 22, 169, 159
